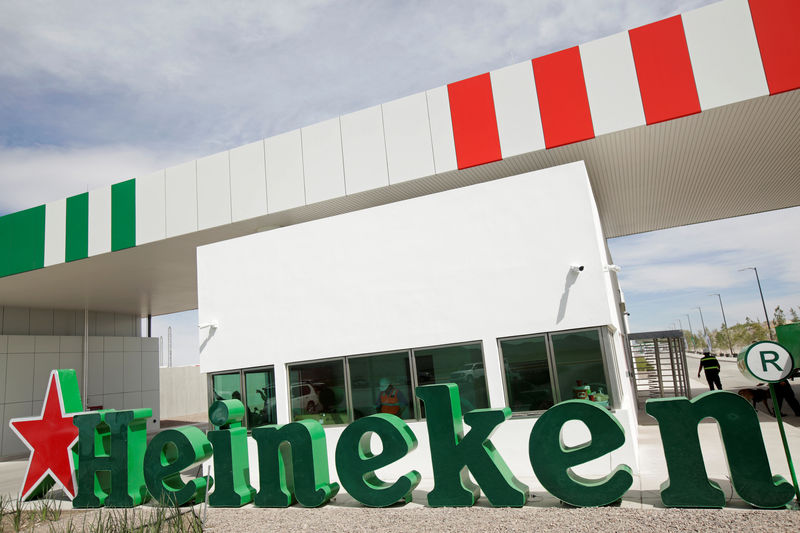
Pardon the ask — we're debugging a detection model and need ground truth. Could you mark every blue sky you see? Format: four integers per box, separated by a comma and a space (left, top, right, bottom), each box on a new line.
3, 0, 796, 365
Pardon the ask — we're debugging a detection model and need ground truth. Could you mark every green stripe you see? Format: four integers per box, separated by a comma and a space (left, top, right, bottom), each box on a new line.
0, 205, 46, 277
65, 193, 89, 262
111, 179, 136, 251
56, 369, 84, 413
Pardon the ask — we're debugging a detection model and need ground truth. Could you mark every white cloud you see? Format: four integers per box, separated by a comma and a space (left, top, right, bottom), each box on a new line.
0, 144, 193, 213
609, 207, 800, 332
610, 207, 800, 293
0, 0, 716, 156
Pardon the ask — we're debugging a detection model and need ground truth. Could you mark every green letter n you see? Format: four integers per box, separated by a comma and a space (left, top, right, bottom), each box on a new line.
646, 391, 794, 509
251, 420, 339, 507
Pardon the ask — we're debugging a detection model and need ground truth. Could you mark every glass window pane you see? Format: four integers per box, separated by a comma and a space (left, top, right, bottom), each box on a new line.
288, 360, 347, 425
414, 343, 488, 413
551, 329, 610, 406
244, 369, 277, 428
349, 352, 413, 420
212, 373, 241, 402
499, 336, 554, 411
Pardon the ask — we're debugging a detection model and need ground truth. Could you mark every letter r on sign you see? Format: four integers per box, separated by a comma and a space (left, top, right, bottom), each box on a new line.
759, 351, 782, 373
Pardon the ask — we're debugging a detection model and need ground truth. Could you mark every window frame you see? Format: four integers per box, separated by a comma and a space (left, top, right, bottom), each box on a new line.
286, 356, 349, 427
497, 326, 616, 417
207, 365, 275, 429
346, 349, 416, 420
497, 332, 558, 416
411, 339, 488, 418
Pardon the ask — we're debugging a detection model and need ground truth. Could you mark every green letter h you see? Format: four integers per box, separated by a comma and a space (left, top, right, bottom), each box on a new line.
72, 409, 150, 508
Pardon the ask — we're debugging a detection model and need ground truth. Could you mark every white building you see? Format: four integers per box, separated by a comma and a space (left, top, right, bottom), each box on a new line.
1, 0, 798, 470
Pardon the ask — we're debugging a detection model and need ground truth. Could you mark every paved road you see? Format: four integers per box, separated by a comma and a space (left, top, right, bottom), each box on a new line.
687, 351, 800, 426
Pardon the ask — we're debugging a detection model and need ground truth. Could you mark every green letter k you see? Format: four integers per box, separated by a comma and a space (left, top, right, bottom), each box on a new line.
416, 384, 528, 507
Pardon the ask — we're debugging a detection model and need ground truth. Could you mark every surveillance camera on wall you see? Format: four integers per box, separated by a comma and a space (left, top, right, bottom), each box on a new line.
569, 265, 585, 273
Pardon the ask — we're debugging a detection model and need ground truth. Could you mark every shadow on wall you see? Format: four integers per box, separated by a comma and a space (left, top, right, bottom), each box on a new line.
199, 324, 217, 354
556, 269, 580, 324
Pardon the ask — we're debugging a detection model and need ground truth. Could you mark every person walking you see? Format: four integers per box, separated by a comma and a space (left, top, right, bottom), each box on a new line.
698, 351, 723, 390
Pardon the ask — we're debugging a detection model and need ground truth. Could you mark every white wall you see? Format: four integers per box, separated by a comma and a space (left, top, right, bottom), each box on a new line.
198, 162, 639, 476
199, 162, 618, 373
1, 335, 160, 458
159, 365, 208, 419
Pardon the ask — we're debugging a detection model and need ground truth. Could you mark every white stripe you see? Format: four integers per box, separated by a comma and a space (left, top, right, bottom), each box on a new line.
580, 31, 646, 137
87, 186, 111, 257
43, 199, 66, 267
491, 60, 545, 157
197, 150, 233, 230
135, 170, 166, 245
165, 160, 198, 238
302, 117, 346, 204
426, 86, 458, 174
682, 0, 768, 111
341, 105, 389, 194
383, 91, 436, 184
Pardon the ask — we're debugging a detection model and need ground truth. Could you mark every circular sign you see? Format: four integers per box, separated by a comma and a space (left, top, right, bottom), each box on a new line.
738, 341, 795, 383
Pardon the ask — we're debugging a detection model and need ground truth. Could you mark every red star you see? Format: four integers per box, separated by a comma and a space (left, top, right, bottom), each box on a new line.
9, 372, 82, 500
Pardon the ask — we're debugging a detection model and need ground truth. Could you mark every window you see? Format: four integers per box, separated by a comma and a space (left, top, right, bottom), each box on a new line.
288, 359, 348, 425
414, 342, 488, 413
551, 329, 610, 406
244, 369, 277, 428
348, 351, 414, 420
498, 327, 612, 413
211, 373, 241, 402
499, 335, 553, 411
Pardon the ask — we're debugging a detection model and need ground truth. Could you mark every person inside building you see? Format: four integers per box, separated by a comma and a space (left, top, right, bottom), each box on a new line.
697, 351, 722, 391
376, 378, 408, 418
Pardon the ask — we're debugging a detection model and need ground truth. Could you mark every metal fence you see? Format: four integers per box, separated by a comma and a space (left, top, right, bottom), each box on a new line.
627, 330, 691, 408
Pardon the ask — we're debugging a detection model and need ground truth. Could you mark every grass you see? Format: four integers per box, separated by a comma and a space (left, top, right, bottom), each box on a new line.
634, 356, 654, 372
0, 493, 203, 533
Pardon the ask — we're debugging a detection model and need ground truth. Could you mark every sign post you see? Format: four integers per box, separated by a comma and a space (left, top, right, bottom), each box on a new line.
738, 341, 800, 505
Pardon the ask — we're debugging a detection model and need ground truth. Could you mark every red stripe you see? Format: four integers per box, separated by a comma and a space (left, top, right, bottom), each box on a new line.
748, 0, 800, 95
629, 15, 700, 125
531, 47, 594, 149
447, 73, 502, 170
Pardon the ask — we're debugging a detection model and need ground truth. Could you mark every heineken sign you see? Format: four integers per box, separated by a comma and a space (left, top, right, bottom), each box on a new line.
9, 369, 797, 509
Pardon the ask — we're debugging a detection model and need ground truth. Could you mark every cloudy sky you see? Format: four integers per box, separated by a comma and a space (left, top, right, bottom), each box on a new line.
2, 0, 796, 365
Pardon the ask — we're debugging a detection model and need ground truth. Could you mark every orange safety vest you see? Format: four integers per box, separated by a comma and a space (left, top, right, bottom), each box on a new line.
380, 388, 401, 415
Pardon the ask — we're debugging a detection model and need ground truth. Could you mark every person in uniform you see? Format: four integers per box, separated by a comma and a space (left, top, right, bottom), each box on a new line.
376, 378, 408, 418
697, 351, 722, 390
775, 378, 800, 416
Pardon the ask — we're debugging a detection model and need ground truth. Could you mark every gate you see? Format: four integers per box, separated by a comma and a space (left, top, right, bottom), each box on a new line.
627, 330, 691, 407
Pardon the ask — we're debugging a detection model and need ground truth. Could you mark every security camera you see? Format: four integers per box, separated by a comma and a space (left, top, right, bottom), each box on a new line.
569, 265, 585, 273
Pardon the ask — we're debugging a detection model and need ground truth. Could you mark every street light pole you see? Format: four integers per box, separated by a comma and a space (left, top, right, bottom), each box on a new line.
739, 266, 774, 340
710, 293, 735, 357
685, 314, 696, 351
676, 318, 687, 351
695, 306, 709, 351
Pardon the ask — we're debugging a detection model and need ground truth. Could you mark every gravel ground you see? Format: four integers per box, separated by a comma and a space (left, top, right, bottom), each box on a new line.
203, 506, 800, 533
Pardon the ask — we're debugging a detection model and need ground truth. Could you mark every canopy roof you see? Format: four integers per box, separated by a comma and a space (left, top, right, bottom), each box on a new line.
0, 0, 797, 316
